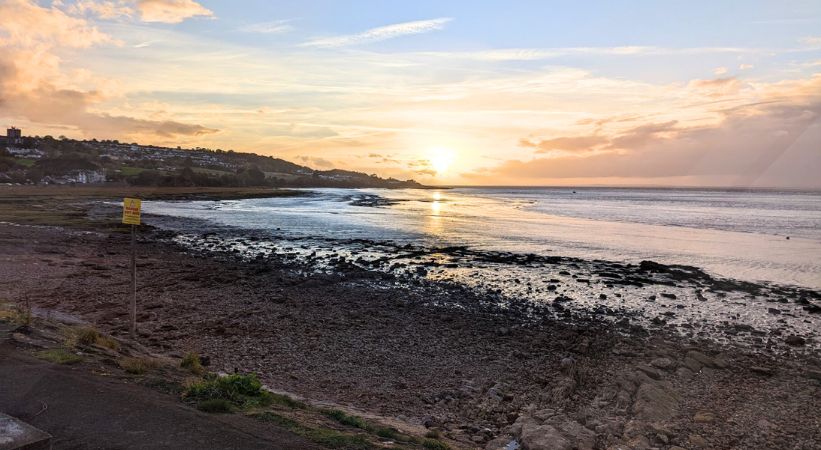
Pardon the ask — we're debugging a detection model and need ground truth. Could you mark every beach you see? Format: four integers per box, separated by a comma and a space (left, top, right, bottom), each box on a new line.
1, 186, 820, 449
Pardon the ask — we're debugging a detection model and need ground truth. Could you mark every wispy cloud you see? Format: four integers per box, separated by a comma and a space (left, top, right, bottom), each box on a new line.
799, 36, 821, 48
136, 0, 213, 24
408, 46, 763, 62
239, 19, 294, 34
301, 18, 452, 48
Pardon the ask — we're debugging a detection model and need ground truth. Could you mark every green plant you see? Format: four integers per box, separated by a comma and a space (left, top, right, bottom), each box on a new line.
35, 348, 82, 364
119, 357, 160, 374
197, 399, 233, 413
180, 352, 204, 375
421, 438, 450, 450
269, 392, 306, 409
95, 334, 120, 350
252, 412, 375, 450
75, 327, 100, 346
183, 373, 272, 409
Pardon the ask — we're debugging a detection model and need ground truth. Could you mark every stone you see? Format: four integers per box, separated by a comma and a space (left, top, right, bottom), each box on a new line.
636, 365, 663, 380
669, 447, 688, 450
750, 366, 774, 376
513, 410, 596, 450
785, 335, 806, 346
805, 369, 821, 381
693, 411, 715, 423
685, 350, 717, 368
632, 380, 679, 422
682, 357, 703, 373
676, 367, 694, 380
0, 413, 52, 450
484, 435, 516, 450
688, 434, 708, 448
650, 357, 675, 370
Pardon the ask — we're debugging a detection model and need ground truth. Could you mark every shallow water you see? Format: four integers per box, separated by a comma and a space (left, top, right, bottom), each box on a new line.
141, 187, 821, 351
143, 187, 821, 289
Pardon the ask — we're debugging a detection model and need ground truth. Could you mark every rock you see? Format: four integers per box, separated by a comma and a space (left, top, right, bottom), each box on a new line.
805, 369, 821, 381
626, 435, 650, 449
484, 435, 515, 450
676, 367, 694, 380
513, 410, 596, 450
682, 357, 703, 373
693, 411, 715, 423
767, 308, 781, 315
688, 434, 708, 448
636, 365, 663, 380
650, 357, 675, 370
685, 350, 721, 369
632, 380, 679, 422
669, 447, 688, 450
785, 335, 806, 346
750, 366, 774, 376
639, 260, 668, 272
661, 293, 677, 299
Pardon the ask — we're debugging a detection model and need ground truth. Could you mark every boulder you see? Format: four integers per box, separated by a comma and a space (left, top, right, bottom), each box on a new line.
512, 410, 596, 450
632, 379, 679, 422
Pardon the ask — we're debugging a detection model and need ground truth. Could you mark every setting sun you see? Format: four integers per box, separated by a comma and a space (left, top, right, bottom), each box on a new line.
429, 148, 456, 175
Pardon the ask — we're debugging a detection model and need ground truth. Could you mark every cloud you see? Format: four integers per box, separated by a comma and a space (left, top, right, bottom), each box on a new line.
520, 135, 608, 153
739, 63, 754, 70
135, 0, 213, 23
465, 76, 821, 188
0, 0, 216, 141
301, 18, 451, 48
67, 1, 134, 20
688, 77, 744, 97
296, 155, 334, 168
799, 36, 821, 48
239, 20, 294, 34
714, 66, 728, 75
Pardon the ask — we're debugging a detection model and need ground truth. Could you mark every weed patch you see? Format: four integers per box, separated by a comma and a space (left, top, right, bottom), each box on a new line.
35, 348, 82, 364
197, 399, 233, 413
180, 352, 204, 375
252, 412, 375, 449
119, 357, 160, 374
183, 373, 272, 409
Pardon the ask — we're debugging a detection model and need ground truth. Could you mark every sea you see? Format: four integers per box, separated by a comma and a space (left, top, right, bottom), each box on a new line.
143, 187, 821, 290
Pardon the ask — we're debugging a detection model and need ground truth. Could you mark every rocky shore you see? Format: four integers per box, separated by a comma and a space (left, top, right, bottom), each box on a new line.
1, 217, 819, 449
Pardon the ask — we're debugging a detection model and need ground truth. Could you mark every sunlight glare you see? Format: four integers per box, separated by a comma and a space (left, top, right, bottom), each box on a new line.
429, 148, 455, 176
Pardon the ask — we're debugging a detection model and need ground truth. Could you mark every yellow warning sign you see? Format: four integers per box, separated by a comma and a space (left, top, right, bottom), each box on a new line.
122, 197, 141, 225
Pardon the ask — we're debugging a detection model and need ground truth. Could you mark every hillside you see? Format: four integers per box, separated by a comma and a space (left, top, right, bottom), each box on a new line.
0, 136, 424, 189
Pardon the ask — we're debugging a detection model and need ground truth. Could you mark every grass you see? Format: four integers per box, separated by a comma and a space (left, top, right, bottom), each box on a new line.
252, 412, 375, 450
180, 352, 204, 375
197, 399, 233, 413
119, 166, 147, 176
75, 326, 100, 345
35, 348, 83, 364
64, 326, 119, 351
14, 158, 35, 167
183, 373, 272, 410
0, 186, 305, 228
320, 409, 450, 449
119, 357, 161, 374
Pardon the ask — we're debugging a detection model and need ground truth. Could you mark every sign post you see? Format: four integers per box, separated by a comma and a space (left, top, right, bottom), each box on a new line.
122, 198, 141, 339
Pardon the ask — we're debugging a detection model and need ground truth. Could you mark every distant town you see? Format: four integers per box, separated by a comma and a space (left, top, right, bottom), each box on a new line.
0, 127, 422, 188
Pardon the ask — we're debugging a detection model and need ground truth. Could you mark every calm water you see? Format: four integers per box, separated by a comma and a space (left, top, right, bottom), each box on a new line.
144, 187, 821, 289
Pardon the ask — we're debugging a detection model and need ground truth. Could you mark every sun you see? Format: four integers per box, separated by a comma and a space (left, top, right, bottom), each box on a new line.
429, 148, 455, 175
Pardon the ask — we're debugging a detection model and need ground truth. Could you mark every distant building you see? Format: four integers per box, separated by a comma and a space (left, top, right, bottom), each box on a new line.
1, 126, 23, 145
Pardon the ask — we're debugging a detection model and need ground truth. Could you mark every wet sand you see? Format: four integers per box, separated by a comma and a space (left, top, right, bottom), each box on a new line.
1, 207, 820, 448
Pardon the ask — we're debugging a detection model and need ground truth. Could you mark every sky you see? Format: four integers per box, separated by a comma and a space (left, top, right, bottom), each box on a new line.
1, 0, 820, 188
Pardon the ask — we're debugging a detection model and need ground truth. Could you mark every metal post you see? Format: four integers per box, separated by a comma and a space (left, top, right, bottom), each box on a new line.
130, 224, 137, 339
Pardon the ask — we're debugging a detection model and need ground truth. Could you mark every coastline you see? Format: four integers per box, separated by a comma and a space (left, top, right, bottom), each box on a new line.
0, 190, 819, 449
